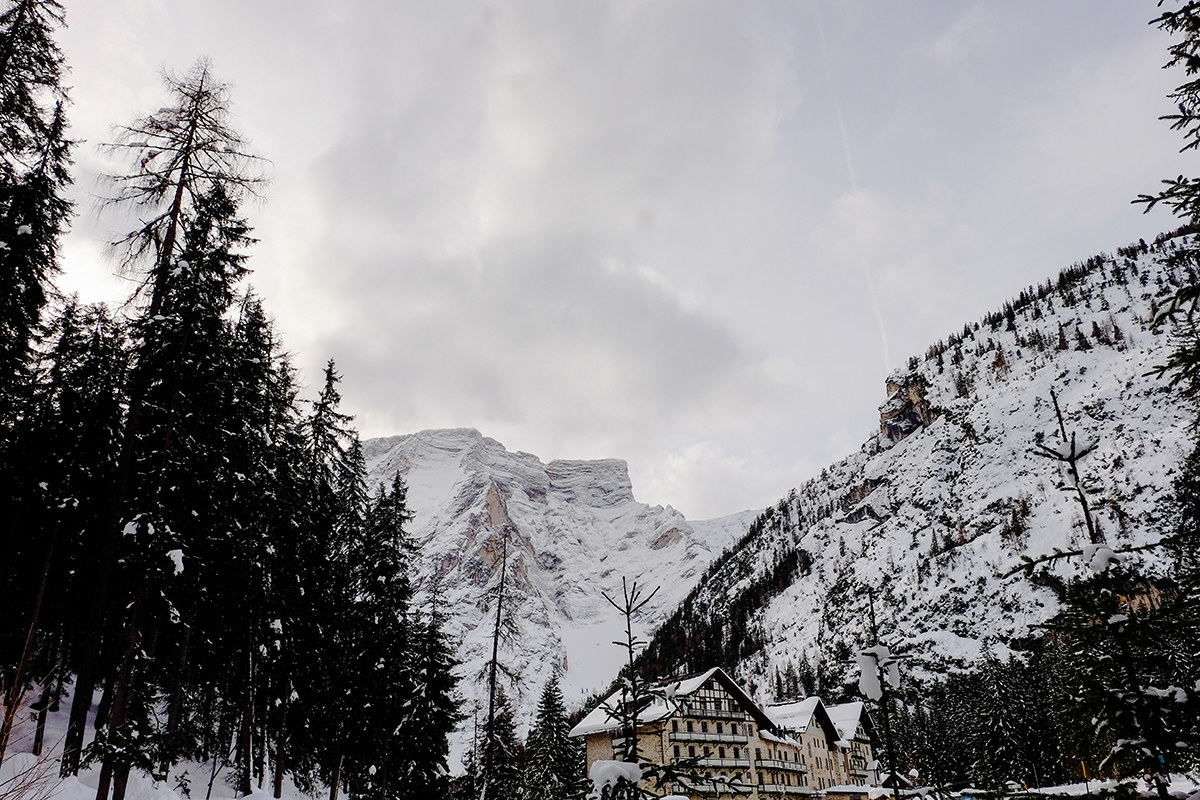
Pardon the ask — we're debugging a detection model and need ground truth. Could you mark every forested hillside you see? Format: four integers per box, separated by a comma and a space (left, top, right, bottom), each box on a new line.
634, 231, 1200, 788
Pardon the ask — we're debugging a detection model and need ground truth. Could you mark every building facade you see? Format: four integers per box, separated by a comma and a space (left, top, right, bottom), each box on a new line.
570, 667, 877, 799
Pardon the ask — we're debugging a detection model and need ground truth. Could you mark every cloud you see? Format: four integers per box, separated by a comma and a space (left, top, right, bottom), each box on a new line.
908, 4, 994, 68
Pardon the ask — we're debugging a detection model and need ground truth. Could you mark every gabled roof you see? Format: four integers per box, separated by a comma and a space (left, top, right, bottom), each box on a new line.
569, 667, 775, 738
766, 696, 841, 745
826, 701, 878, 747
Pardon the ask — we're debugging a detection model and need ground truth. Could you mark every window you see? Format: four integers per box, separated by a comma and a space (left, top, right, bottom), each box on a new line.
755, 748, 761, 760
733, 747, 739, 759
689, 746, 695, 758
719, 747, 726, 759
731, 723, 738, 734
701, 722, 708, 733
687, 721, 693, 733
758, 773, 764, 785
717, 722, 723, 734
672, 720, 678, 733
704, 747, 711, 757
674, 745, 680, 758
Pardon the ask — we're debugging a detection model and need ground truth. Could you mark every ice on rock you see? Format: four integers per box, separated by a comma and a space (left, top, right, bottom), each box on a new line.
166, 548, 184, 575
16, 224, 31, 235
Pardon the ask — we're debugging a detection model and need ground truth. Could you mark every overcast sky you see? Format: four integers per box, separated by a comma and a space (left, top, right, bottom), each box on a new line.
56, 1, 1191, 520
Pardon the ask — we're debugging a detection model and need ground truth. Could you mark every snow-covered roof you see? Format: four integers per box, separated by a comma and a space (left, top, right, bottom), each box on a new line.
569, 690, 674, 738
767, 696, 821, 729
569, 667, 774, 737
826, 701, 875, 745
766, 696, 841, 744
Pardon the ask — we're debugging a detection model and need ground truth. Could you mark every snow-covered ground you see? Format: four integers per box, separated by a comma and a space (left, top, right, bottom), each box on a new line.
0, 687, 311, 800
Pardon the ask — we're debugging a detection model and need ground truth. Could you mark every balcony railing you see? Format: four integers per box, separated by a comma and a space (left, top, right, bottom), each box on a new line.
759, 784, 815, 796
669, 730, 749, 744
674, 779, 753, 796
678, 706, 748, 721
755, 758, 807, 773
691, 756, 751, 769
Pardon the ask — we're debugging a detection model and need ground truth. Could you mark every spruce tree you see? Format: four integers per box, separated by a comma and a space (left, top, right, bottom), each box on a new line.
343, 473, 417, 800
523, 675, 583, 800
969, 656, 1023, 791
403, 588, 461, 800
0, 0, 71, 438
480, 688, 522, 800
63, 59, 265, 778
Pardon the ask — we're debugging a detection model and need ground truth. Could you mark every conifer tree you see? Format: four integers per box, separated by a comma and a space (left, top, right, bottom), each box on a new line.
343, 473, 416, 800
63, 59, 266, 778
969, 656, 1023, 791
480, 688, 522, 800
1138, 3, 1200, 405
523, 675, 583, 800
403, 588, 461, 800
0, 0, 71, 437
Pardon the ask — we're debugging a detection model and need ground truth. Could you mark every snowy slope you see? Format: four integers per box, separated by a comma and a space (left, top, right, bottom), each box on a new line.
360, 428, 754, 745
640, 234, 1197, 697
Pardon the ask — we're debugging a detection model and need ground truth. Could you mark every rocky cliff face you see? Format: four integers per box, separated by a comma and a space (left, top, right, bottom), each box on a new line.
360, 427, 755, 758
879, 376, 938, 443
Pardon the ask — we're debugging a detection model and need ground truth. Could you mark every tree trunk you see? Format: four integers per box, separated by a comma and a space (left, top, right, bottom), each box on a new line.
111, 764, 132, 800
0, 519, 58, 767
158, 604, 195, 780
328, 753, 343, 800
272, 745, 285, 799
95, 761, 113, 800
237, 696, 253, 795
32, 684, 49, 756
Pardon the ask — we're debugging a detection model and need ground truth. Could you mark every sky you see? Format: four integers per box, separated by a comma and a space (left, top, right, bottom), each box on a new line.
54, 1, 1193, 520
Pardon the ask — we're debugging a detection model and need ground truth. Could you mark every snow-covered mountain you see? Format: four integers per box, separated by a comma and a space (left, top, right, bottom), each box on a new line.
360, 427, 754, 739
639, 232, 1197, 699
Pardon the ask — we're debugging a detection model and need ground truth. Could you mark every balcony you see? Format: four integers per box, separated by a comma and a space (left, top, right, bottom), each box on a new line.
692, 756, 751, 769
679, 706, 748, 721
669, 730, 749, 744
759, 784, 815, 796
755, 758, 806, 773
674, 779, 754, 796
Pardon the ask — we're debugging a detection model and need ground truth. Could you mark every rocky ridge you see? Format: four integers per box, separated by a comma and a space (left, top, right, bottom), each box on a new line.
360, 427, 753, 752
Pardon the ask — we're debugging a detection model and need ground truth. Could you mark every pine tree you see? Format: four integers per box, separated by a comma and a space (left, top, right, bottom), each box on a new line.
62, 59, 265, 779
343, 473, 417, 800
0, 0, 71, 438
968, 656, 1023, 791
523, 675, 583, 800
480, 688, 522, 800
1137, 3, 1200, 405
403, 587, 461, 800
91, 182, 254, 800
